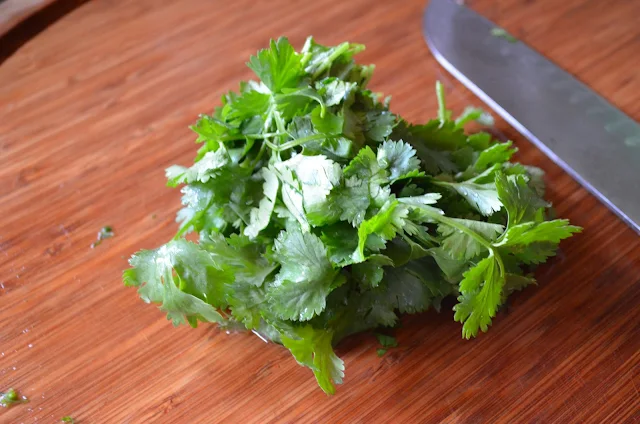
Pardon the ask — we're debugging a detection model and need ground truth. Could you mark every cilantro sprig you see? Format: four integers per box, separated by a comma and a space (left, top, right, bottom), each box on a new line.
124, 37, 580, 394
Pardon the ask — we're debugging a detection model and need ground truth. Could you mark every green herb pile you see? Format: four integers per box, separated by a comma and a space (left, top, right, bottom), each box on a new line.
123, 37, 580, 394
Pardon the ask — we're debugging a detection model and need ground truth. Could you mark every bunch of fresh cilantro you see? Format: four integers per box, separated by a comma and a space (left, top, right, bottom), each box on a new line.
123, 37, 580, 394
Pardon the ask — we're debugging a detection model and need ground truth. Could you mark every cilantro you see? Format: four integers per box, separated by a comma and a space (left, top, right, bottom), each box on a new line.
376, 348, 388, 357
0, 388, 27, 408
124, 37, 580, 394
61, 417, 76, 423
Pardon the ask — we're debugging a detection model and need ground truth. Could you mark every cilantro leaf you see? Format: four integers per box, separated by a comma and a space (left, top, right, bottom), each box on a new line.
310, 107, 343, 134
245, 168, 279, 239
474, 141, 517, 171
375, 259, 448, 315
124, 240, 231, 326
332, 177, 371, 226
505, 242, 559, 265
343, 145, 385, 181
503, 273, 536, 295
439, 180, 502, 216
175, 183, 221, 235
438, 219, 504, 260
362, 109, 396, 142
377, 140, 423, 181
495, 219, 581, 247
276, 87, 325, 118
280, 325, 344, 395
315, 77, 356, 106
272, 163, 309, 232
223, 89, 271, 124
248, 37, 303, 93
268, 227, 343, 321
283, 154, 342, 214
354, 200, 408, 262
200, 233, 276, 329
320, 222, 359, 265
301, 36, 364, 78
453, 253, 505, 339
352, 254, 394, 288
166, 148, 230, 187
201, 233, 276, 287
495, 171, 548, 225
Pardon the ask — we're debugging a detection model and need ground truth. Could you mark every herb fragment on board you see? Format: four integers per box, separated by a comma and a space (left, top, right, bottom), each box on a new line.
123, 36, 580, 395
375, 333, 398, 348
61, 417, 76, 423
0, 388, 28, 408
375, 332, 398, 357
91, 225, 115, 248
491, 27, 518, 43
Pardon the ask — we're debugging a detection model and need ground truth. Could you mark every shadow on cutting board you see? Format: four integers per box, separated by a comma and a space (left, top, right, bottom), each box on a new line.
0, 0, 90, 65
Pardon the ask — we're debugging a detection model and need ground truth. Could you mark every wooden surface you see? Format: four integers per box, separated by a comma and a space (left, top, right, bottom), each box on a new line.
1, 0, 639, 422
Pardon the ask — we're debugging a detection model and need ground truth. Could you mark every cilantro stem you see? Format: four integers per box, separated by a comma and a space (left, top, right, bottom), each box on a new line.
219, 132, 285, 142
265, 133, 334, 152
173, 220, 194, 240
300, 52, 312, 69
249, 142, 267, 169
248, 132, 285, 139
436, 81, 447, 126
276, 92, 326, 117
312, 42, 351, 79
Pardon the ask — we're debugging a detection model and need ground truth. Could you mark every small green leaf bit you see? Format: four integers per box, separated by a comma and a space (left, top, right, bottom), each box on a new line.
0, 388, 28, 408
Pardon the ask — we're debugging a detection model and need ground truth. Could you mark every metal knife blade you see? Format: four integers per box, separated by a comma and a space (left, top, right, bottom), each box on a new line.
423, 0, 640, 233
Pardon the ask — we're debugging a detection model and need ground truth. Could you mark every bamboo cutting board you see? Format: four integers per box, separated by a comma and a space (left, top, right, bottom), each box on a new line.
1, 0, 639, 422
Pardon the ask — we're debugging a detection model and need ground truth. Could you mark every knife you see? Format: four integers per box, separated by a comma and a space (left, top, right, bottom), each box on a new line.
423, 0, 640, 233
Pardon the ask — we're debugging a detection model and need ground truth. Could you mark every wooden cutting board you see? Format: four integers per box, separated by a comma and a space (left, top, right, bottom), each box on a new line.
1, 0, 639, 422
0, 0, 57, 37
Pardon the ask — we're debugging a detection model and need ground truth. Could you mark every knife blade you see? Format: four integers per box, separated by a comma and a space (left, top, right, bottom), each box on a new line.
423, 0, 640, 233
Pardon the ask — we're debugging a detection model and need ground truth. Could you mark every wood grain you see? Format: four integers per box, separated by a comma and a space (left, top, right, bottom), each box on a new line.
1, 0, 639, 422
